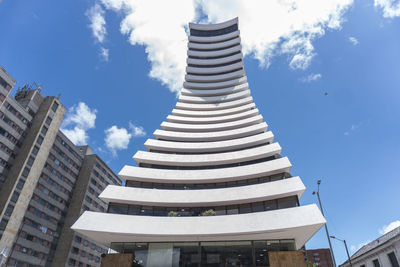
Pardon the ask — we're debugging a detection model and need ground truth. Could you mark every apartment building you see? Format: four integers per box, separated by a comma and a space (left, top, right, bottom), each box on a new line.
0, 66, 121, 267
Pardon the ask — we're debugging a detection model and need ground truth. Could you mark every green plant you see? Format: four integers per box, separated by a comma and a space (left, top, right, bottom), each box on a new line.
201, 209, 216, 216
305, 261, 317, 267
167, 211, 179, 217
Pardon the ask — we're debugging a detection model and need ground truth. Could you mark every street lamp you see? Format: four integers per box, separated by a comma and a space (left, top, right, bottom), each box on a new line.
313, 179, 337, 267
330, 236, 353, 267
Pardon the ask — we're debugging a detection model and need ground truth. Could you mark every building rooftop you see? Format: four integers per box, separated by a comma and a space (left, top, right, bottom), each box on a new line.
341, 226, 400, 265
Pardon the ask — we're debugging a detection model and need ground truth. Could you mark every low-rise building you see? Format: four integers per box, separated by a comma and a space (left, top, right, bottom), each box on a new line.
306, 248, 334, 267
340, 226, 400, 267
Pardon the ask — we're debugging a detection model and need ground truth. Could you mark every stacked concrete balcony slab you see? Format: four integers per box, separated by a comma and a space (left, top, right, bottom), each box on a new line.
72, 17, 325, 266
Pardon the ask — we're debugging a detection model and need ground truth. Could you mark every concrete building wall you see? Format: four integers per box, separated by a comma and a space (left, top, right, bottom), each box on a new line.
0, 67, 121, 267
52, 153, 122, 267
341, 238, 400, 267
0, 95, 65, 264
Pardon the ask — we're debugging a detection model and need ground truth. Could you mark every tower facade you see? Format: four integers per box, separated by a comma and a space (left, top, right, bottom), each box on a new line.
72, 18, 326, 266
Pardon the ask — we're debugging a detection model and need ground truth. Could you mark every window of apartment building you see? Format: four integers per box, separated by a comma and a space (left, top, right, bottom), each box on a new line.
37, 135, 44, 145
5, 204, 14, 216
68, 258, 76, 266
16, 179, 25, 190
41, 126, 48, 136
373, 259, 381, 267
360, 264, 365, 267
39, 225, 48, 234
80, 250, 86, 257
0, 77, 9, 89
91, 243, 96, 250
388, 252, 400, 267
51, 101, 59, 112
45, 116, 52, 125
10, 191, 19, 203
22, 166, 30, 177
95, 256, 100, 263
83, 240, 89, 247
72, 247, 79, 255
26, 156, 35, 166
26, 234, 34, 241
75, 235, 82, 243
32, 145, 39, 155
0, 218, 8, 230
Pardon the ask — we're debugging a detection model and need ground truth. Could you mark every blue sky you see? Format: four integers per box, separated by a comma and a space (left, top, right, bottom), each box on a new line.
1, 0, 400, 264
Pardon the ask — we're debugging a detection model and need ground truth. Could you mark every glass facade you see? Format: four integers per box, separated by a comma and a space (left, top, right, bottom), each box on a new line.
110, 240, 295, 267
107, 196, 298, 217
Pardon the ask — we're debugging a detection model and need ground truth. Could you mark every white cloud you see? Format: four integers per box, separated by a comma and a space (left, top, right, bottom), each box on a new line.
349, 36, 359, 45
301, 73, 322, 82
104, 123, 146, 155
96, 0, 353, 93
61, 102, 97, 145
350, 220, 400, 253
374, 0, 400, 18
129, 122, 146, 136
104, 126, 132, 156
350, 240, 371, 252
344, 123, 360, 136
379, 220, 400, 235
86, 3, 107, 43
100, 0, 196, 93
100, 47, 109, 61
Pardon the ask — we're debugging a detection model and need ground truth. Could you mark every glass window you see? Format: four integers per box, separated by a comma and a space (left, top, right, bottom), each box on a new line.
226, 205, 238, 215
215, 206, 226, 215
72, 247, 79, 254
37, 135, 44, 145
32, 146, 39, 155
254, 241, 269, 267
10, 191, 19, 203
277, 196, 297, 209
45, 116, 52, 125
174, 242, 200, 265
108, 203, 128, 214
26, 156, 35, 166
110, 243, 124, 253
16, 179, 25, 190
51, 102, 59, 112
75, 235, 82, 243
141, 206, 153, 216
239, 203, 252, 214
373, 259, 381, 267
279, 240, 296, 251
388, 252, 400, 267
251, 202, 265, 212
153, 207, 167, 216
5, 205, 14, 216
41, 126, 48, 136
68, 258, 76, 266
264, 200, 277, 211
128, 205, 141, 215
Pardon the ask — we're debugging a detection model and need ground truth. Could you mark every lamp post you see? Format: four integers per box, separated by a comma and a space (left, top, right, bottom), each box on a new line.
330, 236, 353, 267
313, 179, 337, 267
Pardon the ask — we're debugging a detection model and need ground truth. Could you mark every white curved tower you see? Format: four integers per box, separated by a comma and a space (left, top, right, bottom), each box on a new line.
72, 18, 325, 266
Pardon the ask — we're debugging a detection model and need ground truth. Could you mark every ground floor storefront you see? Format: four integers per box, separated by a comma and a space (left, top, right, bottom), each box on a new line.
105, 239, 304, 267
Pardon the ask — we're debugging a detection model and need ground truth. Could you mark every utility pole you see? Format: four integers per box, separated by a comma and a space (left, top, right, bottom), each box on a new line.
313, 179, 337, 267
